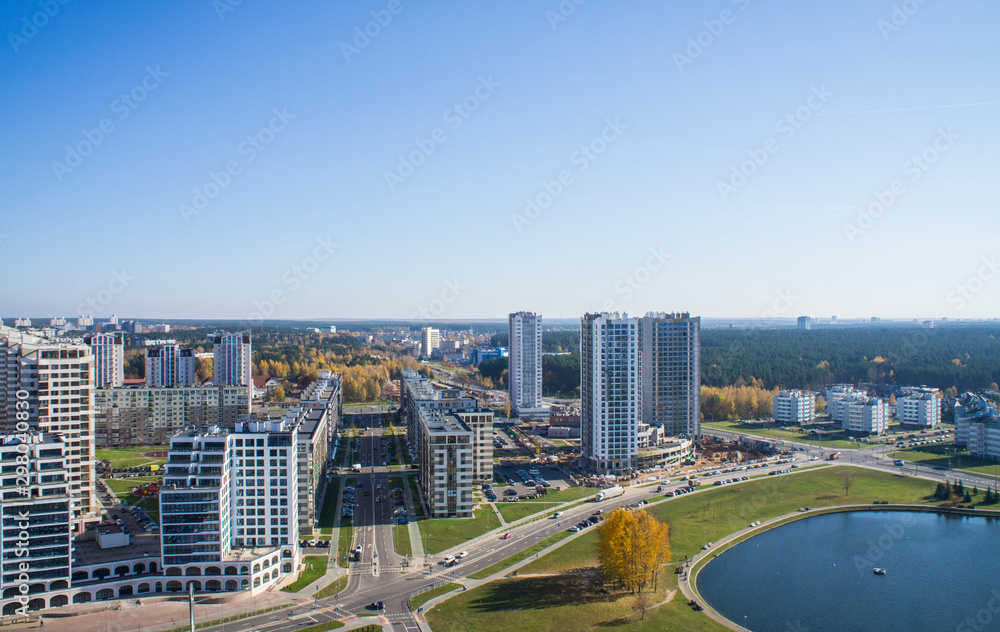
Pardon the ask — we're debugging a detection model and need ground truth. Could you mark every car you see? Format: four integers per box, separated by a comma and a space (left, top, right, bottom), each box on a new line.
456, 550, 469, 558
376, 496, 381, 502
568, 525, 580, 532
367, 601, 386, 610
500, 533, 512, 539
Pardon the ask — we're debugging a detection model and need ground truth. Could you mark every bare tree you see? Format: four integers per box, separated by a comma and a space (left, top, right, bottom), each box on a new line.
843, 473, 853, 497
635, 590, 650, 620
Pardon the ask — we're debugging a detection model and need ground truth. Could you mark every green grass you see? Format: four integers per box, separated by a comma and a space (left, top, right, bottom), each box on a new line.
890, 444, 1000, 476
408, 475, 425, 518
317, 476, 341, 532
412, 582, 462, 609
420, 508, 498, 555
337, 517, 353, 567
96, 446, 169, 469
532, 486, 596, 503
280, 555, 328, 592
426, 574, 699, 632
394, 523, 412, 557
467, 531, 572, 580
315, 574, 348, 599
296, 621, 344, 632
103, 476, 161, 493
496, 502, 561, 523
520, 466, 942, 575
702, 420, 865, 450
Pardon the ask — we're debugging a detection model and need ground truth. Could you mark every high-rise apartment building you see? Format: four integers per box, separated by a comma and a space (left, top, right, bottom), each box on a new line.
84, 332, 125, 388
213, 332, 252, 386
1, 432, 73, 614
581, 312, 700, 475
145, 342, 196, 387
508, 312, 544, 417
797, 316, 811, 330
639, 312, 700, 436
581, 313, 641, 474
0, 326, 98, 533
419, 327, 440, 358
160, 421, 299, 593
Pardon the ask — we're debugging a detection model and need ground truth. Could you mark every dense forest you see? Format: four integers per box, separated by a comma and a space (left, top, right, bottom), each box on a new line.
489, 330, 580, 354
477, 353, 580, 397
701, 325, 1000, 392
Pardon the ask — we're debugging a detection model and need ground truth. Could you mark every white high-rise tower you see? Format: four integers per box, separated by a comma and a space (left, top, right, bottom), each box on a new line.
508, 312, 544, 418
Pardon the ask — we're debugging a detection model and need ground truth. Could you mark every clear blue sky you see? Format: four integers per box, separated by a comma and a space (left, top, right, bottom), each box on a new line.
2, 1, 998, 321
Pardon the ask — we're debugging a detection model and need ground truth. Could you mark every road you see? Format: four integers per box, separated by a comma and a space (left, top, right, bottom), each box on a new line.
203, 437, 819, 632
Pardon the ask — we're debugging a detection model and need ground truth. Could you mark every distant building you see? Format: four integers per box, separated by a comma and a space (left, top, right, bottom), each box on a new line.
84, 331, 125, 388
13, 317, 31, 327
797, 316, 811, 330
213, 331, 252, 386
252, 375, 281, 398
772, 390, 815, 424
508, 312, 544, 418
145, 342, 196, 387
896, 386, 941, 428
76, 315, 94, 328
470, 348, 506, 365
826, 385, 867, 422
420, 327, 440, 358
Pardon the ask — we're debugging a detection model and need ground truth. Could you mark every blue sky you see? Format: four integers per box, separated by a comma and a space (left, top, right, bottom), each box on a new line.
2, 0, 998, 321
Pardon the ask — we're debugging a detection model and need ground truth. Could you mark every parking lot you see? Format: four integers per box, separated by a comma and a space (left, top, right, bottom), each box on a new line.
491, 464, 574, 500
105, 502, 158, 536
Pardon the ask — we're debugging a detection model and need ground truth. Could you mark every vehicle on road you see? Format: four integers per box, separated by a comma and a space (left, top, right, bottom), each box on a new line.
827, 452, 841, 460
456, 550, 468, 558
500, 533, 512, 539
594, 485, 624, 502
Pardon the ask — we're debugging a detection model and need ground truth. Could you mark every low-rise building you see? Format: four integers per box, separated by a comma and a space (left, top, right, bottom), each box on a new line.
896, 386, 941, 428
842, 398, 888, 436
955, 393, 1000, 459
772, 390, 816, 424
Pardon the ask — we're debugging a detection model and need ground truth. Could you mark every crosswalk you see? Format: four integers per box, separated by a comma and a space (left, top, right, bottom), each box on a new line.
349, 563, 405, 576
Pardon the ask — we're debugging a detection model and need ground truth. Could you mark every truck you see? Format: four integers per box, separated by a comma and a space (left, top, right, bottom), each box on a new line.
827, 452, 841, 460
595, 485, 625, 502
352, 463, 362, 472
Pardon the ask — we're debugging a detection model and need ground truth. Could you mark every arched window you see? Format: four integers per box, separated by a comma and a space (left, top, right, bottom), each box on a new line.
166, 581, 182, 592
206, 580, 221, 591
225, 580, 238, 591
96, 589, 115, 601
137, 583, 151, 594
73, 593, 92, 604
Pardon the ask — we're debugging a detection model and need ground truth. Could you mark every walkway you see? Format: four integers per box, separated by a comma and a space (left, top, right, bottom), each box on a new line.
400, 471, 425, 559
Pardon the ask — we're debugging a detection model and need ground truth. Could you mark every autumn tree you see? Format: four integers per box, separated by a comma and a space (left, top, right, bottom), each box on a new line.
597, 509, 670, 594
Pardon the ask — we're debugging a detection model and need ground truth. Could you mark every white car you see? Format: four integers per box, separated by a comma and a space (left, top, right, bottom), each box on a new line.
456, 550, 468, 559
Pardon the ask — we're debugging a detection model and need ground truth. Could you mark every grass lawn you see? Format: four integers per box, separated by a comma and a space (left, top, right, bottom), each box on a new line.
103, 476, 161, 494
413, 582, 462, 609
297, 621, 344, 632
420, 508, 498, 555
280, 555, 328, 592
317, 477, 341, 534
337, 517, 353, 567
315, 575, 348, 599
702, 420, 864, 450
537, 486, 597, 503
96, 446, 169, 469
395, 524, 412, 557
467, 531, 572, 580
497, 502, 561, 523
426, 573, 698, 632
520, 466, 942, 575
408, 476, 425, 519
890, 444, 1000, 477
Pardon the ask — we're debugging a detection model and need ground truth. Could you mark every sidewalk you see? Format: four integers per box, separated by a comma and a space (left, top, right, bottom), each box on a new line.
400, 471, 425, 559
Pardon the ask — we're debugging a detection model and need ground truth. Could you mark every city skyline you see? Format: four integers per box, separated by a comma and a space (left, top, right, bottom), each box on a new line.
3, 1, 998, 320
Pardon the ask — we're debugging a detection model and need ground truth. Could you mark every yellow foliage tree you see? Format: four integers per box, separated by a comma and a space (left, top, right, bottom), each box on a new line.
597, 508, 670, 593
